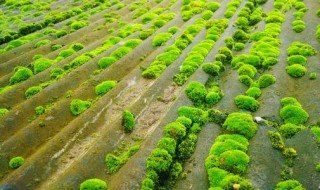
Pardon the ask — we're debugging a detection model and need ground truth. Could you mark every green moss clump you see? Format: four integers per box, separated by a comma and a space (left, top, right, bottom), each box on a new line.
98, 57, 117, 69
9, 67, 33, 85
202, 10, 214, 20
206, 92, 223, 107
58, 49, 76, 59
25, 86, 42, 98
239, 75, 253, 87
234, 43, 244, 51
152, 32, 172, 47
286, 64, 307, 78
206, 167, 229, 187
141, 178, 155, 190
70, 55, 92, 68
220, 174, 253, 190
9, 156, 25, 169
51, 44, 63, 51
206, 2, 220, 12
258, 74, 276, 88
165, 122, 186, 142
111, 47, 131, 60
234, 95, 260, 112
50, 68, 64, 79
316, 164, 320, 172
268, 131, 285, 150
232, 29, 249, 43
202, 63, 220, 76
146, 148, 172, 173
157, 138, 177, 156
71, 43, 85, 52
70, 99, 91, 116
275, 180, 305, 190
168, 27, 179, 35
33, 58, 55, 74
280, 105, 309, 125
309, 72, 317, 80
55, 30, 68, 38
245, 87, 261, 99
222, 112, 257, 139
105, 153, 122, 173
176, 117, 192, 129
219, 150, 249, 174
279, 123, 304, 139
123, 110, 134, 133
287, 55, 307, 66
209, 139, 247, 157
237, 64, 257, 78
287, 42, 317, 57
34, 39, 50, 48
280, 97, 301, 107
35, 106, 45, 115
178, 106, 207, 125
80, 179, 107, 190
0, 108, 9, 117
95, 81, 117, 96
185, 81, 207, 106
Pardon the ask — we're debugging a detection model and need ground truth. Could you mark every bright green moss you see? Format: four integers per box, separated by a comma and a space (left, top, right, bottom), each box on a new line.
245, 87, 261, 99
178, 106, 207, 125
287, 42, 317, 57
234, 95, 260, 112
222, 112, 257, 139
9, 67, 33, 85
209, 140, 247, 157
25, 86, 42, 98
152, 32, 172, 47
123, 39, 142, 49
146, 148, 172, 173
280, 105, 309, 125
279, 123, 304, 138
111, 47, 131, 60
34, 39, 50, 48
157, 138, 177, 156
165, 122, 186, 142
33, 58, 55, 74
287, 55, 307, 66
58, 49, 76, 59
123, 110, 134, 133
220, 174, 253, 190
206, 2, 220, 12
50, 68, 64, 79
219, 150, 249, 174
55, 30, 67, 38
239, 75, 253, 87
80, 179, 107, 190
207, 167, 229, 187
185, 81, 207, 105
237, 64, 257, 78
142, 65, 166, 79
286, 64, 307, 78
280, 97, 301, 107
98, 57, 117, 69
275, 180, 305, 190
70, 99, 91, 116
309, 72, 317, 80
95, 81, 117, 96
70, 55, 92, 68
206, 92, 223, 106
234, 42, 244, 51
258, 74, 276, 88
0, 108, 9, 117
9, 156, 25, 169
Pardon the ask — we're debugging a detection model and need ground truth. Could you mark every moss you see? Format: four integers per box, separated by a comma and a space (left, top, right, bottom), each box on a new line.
279, 123, 304, 139
234, 43, 244, 51
58, 49, 76, 59
142, 65, 166, 79
33, 58, 55, 74
218, 47, 233, 64
146, 148, 172, 173
25, 86, 42, 98
95, 81, 117, 96
35, 106, 45, 115
177, 134, 197, 161
234, 95, 259, 112
286, 64, 307, 78
292, 24, 305, 33
202, 10, 213, 20
71, 43, 85, 52
51, 44, 62, 51
206, 2, 220, 12
209, 140, 247, 157
168, 27, 179, 35
141, 13, 157, 24
218, 150, 249, 174
268, 131, 285, 150
280, 97, 301, 107
123, 39, 142, 49
287, 55, 307, 66
98, 57, 117, 69
232, 29, 249, 43
70, 99, 91, 116
70, 55, 92, 68
244, 87, 261, 99
207, 109, 227, 125
123, 110, 134, 133
280, 105, 309, 125
80, 179, 107, 190
275, 180, 305, 190
34, 39, 50, 48
207, 167, 228, 188
9, 156, 25, 169
287, 42, 317, 57
206, 92, 223, 107
55, 30, 68, 38
164, 122, 186, 142
258, 74, 276, 88
238, 75, 253, 87
316, 164, 320, 172
176, 117, 192, 129
111, 47, 131, 60
9, 67, 33, 85
202, 63, 220, 76
152, 32, 172, 47
220, 174, 253, 190
50, 68, 64, 79
222, 112, 258, 139
185, 81, 207, 105
178, 106, 207, 125
0, 108, 9, 117
157, 138, 177, 156
141, 178, 155, 190
237, 65, 257, 78
309, 72, 317, 80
